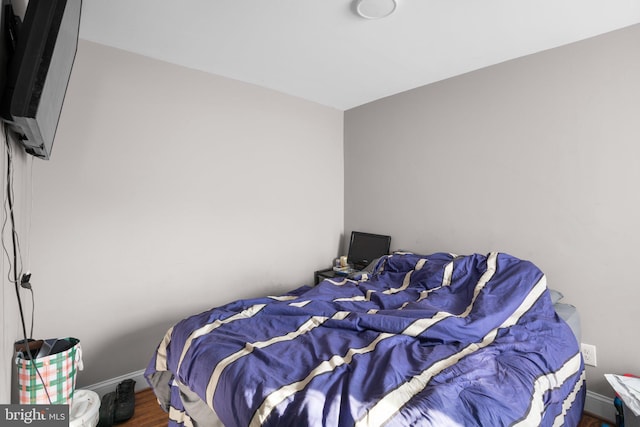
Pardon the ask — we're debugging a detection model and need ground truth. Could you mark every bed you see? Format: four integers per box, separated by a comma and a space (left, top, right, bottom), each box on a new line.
145, 252, 586, 426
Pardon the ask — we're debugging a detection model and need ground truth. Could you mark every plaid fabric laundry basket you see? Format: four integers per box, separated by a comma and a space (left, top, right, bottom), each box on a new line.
15, 337, 83, 404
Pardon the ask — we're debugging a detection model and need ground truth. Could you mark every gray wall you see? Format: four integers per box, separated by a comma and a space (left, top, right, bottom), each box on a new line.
345, 24, 640, 397
23, 40, 344, 388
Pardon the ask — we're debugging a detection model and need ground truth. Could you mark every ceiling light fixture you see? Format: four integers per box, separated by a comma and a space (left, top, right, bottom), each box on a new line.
355, 0, 397, 19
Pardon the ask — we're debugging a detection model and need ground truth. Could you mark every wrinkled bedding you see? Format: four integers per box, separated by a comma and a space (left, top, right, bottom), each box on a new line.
145, 252, 585, 426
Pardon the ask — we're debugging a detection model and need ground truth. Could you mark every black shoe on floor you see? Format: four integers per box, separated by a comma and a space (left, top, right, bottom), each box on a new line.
114, 379, 136, 423
97, 391, 116, 427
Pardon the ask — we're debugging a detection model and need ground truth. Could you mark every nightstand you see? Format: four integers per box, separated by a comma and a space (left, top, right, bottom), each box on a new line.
314, 268, 337, 285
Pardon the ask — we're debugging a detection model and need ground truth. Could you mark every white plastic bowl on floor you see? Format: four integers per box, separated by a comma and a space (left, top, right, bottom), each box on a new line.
70, 390, 100, 427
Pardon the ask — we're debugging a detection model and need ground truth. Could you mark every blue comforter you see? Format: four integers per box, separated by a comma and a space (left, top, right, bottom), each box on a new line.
146, 252, 585, 426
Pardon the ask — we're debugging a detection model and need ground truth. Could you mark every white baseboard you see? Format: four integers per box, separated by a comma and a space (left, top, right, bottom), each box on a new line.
82, 371, 616, 423
83, 369, 148, 399
585, 390, 616, 423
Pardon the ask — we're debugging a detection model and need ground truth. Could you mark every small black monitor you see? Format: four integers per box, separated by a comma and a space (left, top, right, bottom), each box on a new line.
347, 231, 391, 270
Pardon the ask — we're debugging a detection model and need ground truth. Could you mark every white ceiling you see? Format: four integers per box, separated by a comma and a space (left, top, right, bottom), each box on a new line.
79, 0, 640, 110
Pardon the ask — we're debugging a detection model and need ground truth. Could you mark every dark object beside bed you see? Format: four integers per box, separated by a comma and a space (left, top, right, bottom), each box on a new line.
146, 252, 585, 426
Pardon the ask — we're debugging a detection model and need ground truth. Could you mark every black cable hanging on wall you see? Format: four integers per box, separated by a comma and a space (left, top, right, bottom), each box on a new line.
2, 123, 51, 403
2, 123, 29, 342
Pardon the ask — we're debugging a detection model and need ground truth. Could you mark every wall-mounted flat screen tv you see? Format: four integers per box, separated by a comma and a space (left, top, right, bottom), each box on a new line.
1, 0, 82, 160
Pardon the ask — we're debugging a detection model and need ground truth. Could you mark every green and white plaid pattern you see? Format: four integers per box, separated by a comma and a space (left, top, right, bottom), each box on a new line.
16, 338, 82, 404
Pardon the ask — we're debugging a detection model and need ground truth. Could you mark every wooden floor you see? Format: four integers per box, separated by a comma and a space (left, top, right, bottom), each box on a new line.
120, 388, 612, 426
118, 388, 167, 427
579, 413, 614, 427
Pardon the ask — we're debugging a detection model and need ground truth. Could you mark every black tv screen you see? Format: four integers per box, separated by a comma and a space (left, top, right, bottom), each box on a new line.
1, 0, 82, 160
347, 231, 391, 269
